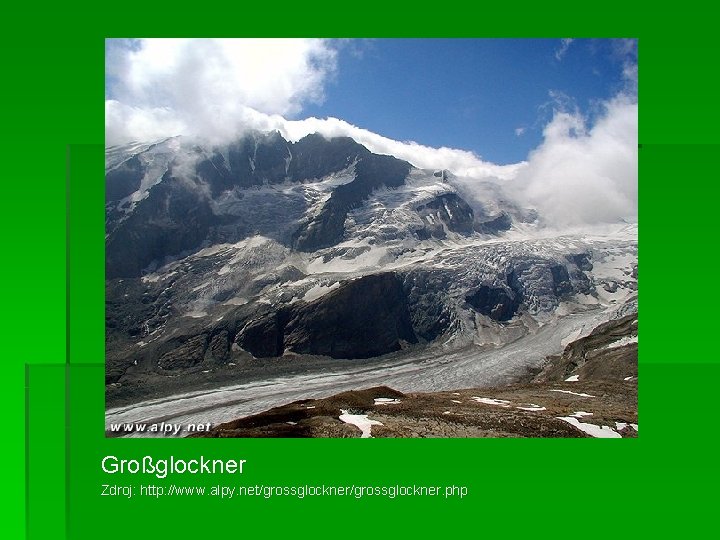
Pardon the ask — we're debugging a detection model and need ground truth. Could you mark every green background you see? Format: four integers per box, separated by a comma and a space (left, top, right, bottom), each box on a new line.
8, 5, 719, 539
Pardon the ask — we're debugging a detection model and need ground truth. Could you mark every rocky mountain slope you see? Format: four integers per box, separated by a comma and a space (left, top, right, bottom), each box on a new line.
190, 380, 637, 438
105, 130, 638, 431
190, 309, 638, 438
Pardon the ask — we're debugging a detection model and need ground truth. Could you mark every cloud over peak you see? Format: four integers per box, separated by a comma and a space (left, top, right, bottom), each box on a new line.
513, 94, 637, 226
106, 38, 637, 227
106, 38, 337, 145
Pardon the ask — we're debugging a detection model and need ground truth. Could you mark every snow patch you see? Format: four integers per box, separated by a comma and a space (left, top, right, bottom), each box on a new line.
374, 398, 401, 405
339, 410, 383, 438
184, 310, 208, 318
569, 411, 593, 418
607, 335, 638, 349
565, 375, 580, 382
471, 397, 511, 407
557, 417, 621, 438
302, 282, 340, 303
516, 404, 546, 411
550, 390, 595, 398
141, 270, 178, 284
224, 296, 249, 306
306, 244, 391, 274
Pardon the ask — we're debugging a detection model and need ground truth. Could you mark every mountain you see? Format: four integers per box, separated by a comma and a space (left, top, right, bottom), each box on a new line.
109, 300, 638, 438
105, 130, 638, 433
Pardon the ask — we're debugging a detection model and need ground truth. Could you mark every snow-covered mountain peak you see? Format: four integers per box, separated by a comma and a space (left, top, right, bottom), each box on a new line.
105, 130, 637, 412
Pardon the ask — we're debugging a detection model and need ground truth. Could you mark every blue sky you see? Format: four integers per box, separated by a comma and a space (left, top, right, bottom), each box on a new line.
301, 39, 634, 164
105, 38, 637, 224
106, 38, 636, 166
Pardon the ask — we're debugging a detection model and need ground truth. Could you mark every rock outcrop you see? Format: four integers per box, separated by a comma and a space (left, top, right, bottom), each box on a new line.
236, 273, 417, 359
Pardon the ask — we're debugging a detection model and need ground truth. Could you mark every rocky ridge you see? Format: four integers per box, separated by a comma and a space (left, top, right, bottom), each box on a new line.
105, 131, 638, 416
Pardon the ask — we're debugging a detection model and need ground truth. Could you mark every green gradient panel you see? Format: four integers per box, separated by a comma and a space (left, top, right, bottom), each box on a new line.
7, 146, 66, 365
65, 363, 720, 539
641, 37, 720, 145
12, 364, 27, 538
26, 365, 66, 539
96, 6, 646, 38
641, 144, 719, 364
11, 8, 713, 539
68, 145, 104, 364
6, 28, 70, 540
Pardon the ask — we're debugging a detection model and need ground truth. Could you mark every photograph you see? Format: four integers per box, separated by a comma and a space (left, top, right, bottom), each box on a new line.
104, 38, 638, 438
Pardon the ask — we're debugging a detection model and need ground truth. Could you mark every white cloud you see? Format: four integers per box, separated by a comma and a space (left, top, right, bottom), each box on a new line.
105, 38, 520, 179
106, 38, 337, 145
511, 94, 638, 226
513, 41, 638, 226
555, 38, 574, 61
105, 101, 185, 148
277, 116, 522, 180
515, 127, 526, 137
106, 38, 637, 227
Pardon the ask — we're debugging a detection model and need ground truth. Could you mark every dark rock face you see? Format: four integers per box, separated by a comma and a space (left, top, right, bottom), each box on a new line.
285, 273, 417, 357
197, 132, 370, 195
415, 193, 474, 239
208, 330, 231, 363
236, 273, 418, 359
290, 198, 348, 252
236, 310, 291, 359
465, 285, 521, 322
106, 173, 216, 279
550, 264, 574, 299
402, 270, 454, 341
158, 334, 209, 370
249, 265, 306, 297
293, 154, 411, 251
506, 258, 590, 314
566, 253, 593, 272
289, 134, 369, 180
106, 132, 408, 278
106, 155, 144, 203
190, 131, 289, 195
535, 313, 638, 383
106, 278, 162, 339
475, 212, 512, 234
